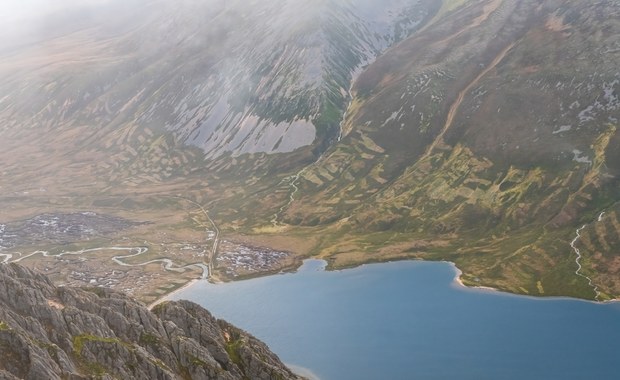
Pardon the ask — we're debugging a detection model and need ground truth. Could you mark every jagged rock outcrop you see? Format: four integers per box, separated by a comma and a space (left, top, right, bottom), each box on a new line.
0, 263, 303, 380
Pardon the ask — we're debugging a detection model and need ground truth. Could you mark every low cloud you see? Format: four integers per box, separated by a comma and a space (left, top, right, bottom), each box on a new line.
0, 0, 119, 51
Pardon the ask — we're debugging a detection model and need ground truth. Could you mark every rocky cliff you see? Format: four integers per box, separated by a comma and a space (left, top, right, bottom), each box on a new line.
0, 263, 303, 380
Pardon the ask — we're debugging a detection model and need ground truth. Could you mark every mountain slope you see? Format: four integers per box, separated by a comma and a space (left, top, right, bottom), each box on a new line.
0, 0, 440, 210
266, 0, 620, 299
0, 0, 618, 302
0, 0, 438, 160
0, 263, 303, 379
0, 0, 441, 301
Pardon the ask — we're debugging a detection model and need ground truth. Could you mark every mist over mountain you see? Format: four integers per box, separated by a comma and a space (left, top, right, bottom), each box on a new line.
0, 0, 436, 162
0, 0, 618, 307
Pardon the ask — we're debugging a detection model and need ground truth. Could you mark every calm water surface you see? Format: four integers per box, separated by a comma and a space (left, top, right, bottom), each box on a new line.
170, 260, 620, 380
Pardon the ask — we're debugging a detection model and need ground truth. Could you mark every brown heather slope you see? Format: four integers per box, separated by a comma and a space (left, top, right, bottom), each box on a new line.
267, 0, 620, 300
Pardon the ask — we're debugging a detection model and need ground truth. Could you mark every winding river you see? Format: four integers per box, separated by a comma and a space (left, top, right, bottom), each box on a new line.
2, 246, 209, 279
570, 212, 606, 300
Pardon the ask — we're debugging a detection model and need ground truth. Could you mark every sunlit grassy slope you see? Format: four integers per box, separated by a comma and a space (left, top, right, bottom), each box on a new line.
0, 0, 618, 300
234, 0, 620, 300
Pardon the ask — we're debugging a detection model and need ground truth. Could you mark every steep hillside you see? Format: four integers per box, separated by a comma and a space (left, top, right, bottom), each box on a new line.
0, 263, 303, 379
0, 0, 440, 300
0, 0, 438, 162
268, 0, 620, 299
0, 0, 618, 302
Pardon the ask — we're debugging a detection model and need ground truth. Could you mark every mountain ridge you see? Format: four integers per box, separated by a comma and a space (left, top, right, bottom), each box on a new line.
0, 263, 304, 380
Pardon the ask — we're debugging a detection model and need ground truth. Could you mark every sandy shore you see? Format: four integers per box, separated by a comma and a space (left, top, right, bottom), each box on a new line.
147, 279, 200, 310
605, 299, 620, 303
448, 261, 620, 303
449, 262, 498, 293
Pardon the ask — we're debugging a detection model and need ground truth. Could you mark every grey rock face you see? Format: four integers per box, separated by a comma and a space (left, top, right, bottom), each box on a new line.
0, 264, 304, 380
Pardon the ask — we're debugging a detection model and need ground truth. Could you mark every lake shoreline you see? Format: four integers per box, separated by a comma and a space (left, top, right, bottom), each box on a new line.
447, 261, 619, 305
450, 263, 499, 293
150, 258, 619, 309
165, 258, 620, 380
148, 279, 200, 310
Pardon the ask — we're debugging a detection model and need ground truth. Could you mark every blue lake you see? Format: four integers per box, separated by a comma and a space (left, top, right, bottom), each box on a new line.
170, 260, 620, 380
